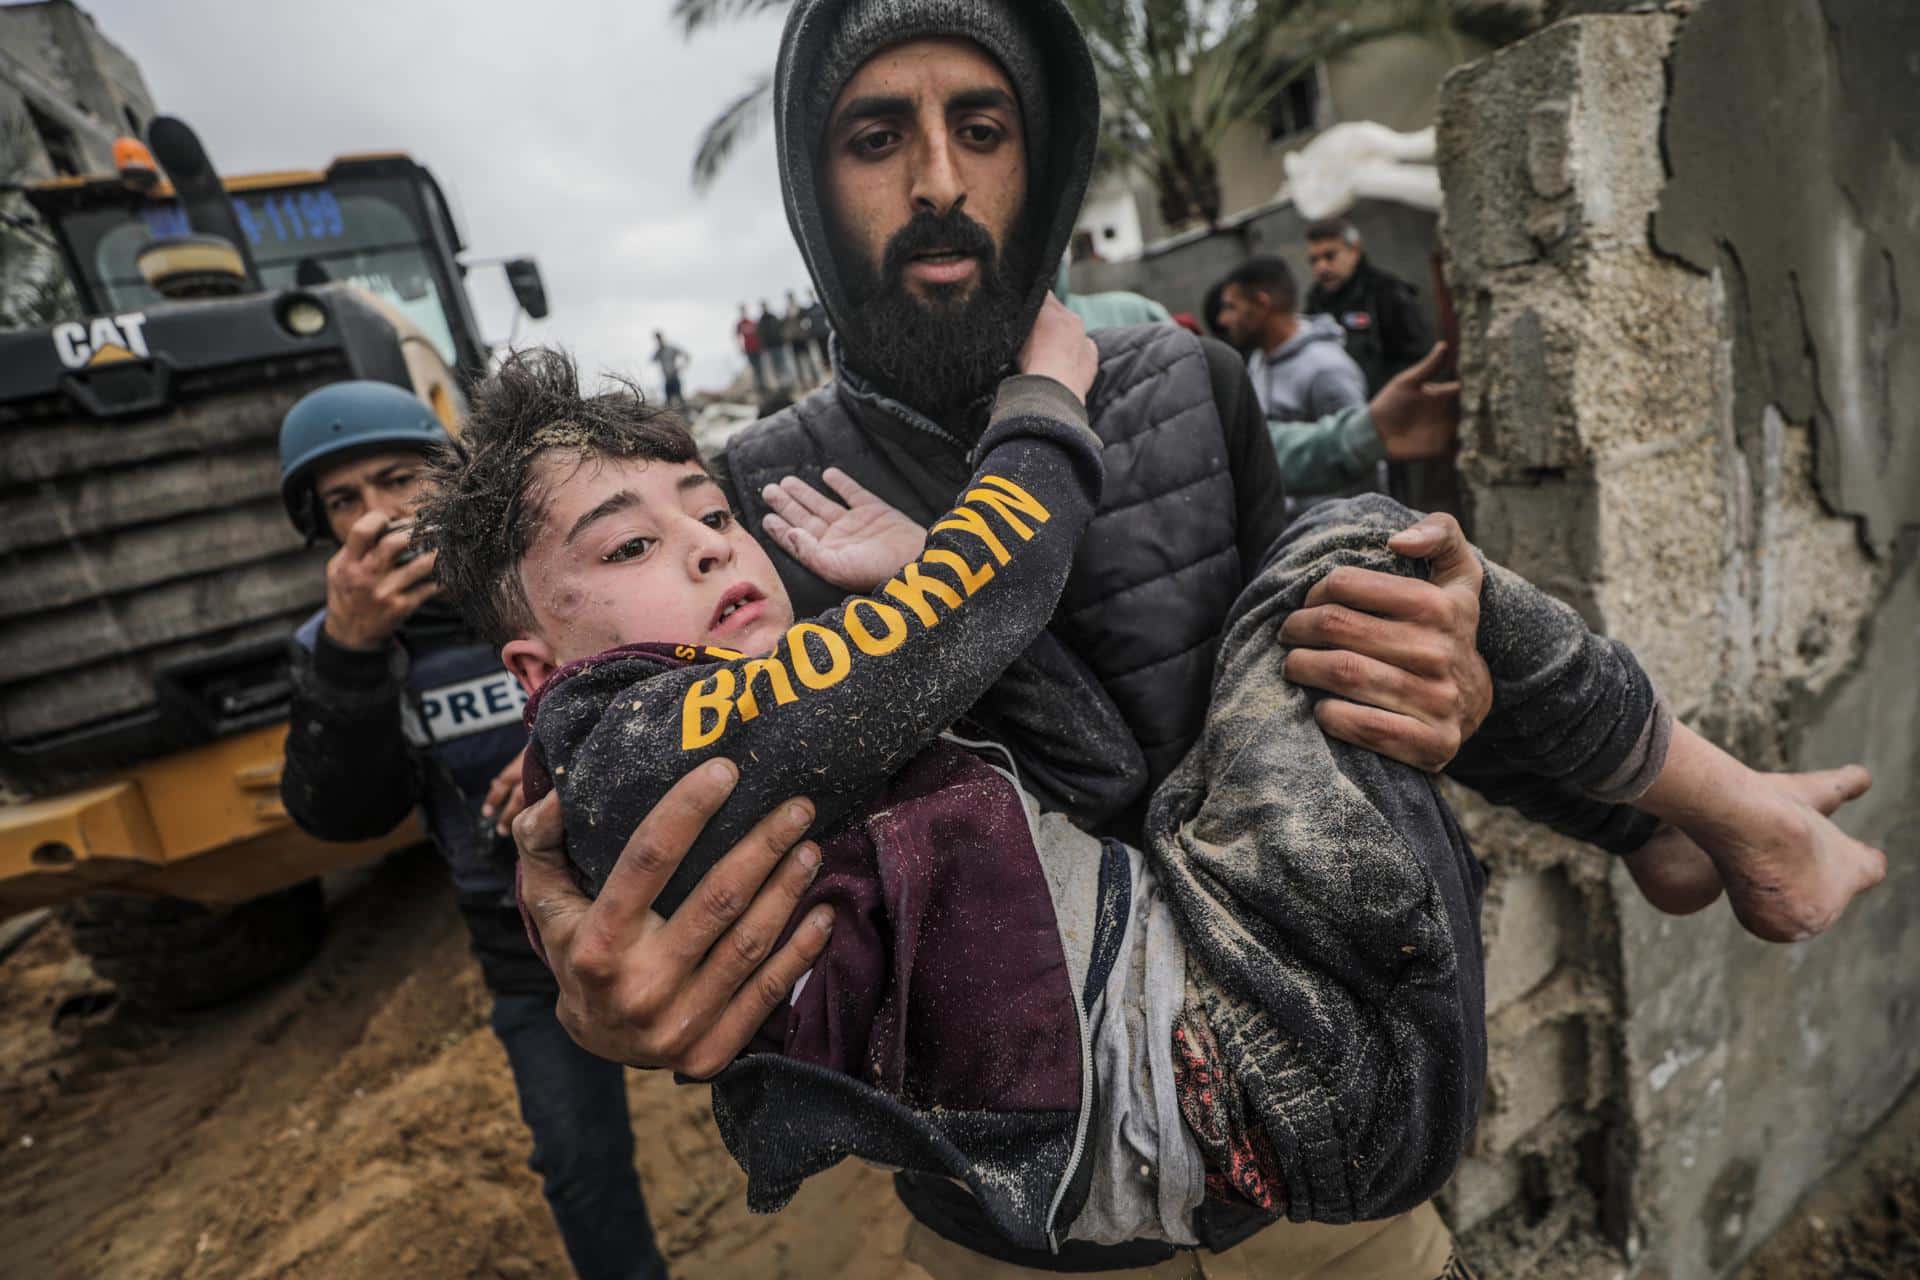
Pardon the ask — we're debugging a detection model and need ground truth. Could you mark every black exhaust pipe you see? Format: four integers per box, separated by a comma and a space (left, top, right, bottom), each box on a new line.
145, 115, 263, 292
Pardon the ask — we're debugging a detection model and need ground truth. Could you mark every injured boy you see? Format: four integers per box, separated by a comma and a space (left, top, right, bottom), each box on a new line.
420, 307, 1882, 1255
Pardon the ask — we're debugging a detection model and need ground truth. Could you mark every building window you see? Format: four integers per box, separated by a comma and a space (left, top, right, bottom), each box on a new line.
1265, 64, 1326, 144
27, 102, 82, 176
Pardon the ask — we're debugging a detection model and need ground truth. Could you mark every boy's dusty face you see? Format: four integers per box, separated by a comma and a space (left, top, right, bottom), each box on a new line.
501, 454, 794, 691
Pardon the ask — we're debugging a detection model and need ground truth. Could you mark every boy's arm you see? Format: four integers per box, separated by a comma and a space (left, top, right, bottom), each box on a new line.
1147, 496, 1490, 1223
535, 374, 1106, 914
1149, 493, 1673, 1222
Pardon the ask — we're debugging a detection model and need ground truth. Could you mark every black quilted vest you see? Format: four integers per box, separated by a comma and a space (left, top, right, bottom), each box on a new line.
725, 324, 1243, 786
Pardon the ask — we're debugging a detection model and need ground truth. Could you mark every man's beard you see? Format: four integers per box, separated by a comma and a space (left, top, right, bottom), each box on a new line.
835, 206, 1036, 427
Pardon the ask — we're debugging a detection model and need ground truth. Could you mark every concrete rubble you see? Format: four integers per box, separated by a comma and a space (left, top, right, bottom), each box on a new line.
1434, 4, 1919, 1276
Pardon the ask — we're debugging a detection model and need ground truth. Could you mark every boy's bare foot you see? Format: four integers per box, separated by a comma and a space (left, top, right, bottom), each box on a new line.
1622, 828, 1723, 915
1638, 725, 1886, 943
1623, 766, 1875, 919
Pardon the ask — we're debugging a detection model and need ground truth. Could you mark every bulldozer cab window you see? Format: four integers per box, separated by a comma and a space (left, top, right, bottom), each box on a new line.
53, 177, 466, 367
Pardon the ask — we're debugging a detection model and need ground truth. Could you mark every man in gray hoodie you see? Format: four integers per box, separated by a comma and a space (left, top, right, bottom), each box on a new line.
1220, 255, 1368, 424
1218, 255, 1385, 507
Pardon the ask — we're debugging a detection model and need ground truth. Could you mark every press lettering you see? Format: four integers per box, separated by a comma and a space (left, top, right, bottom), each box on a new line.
483, 680, 515, 715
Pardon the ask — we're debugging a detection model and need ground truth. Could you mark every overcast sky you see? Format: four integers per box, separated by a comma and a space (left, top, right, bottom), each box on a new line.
85, 0, 807, 395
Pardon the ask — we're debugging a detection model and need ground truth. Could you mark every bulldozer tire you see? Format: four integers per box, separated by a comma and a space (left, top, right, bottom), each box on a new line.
59, 881, 327, 1013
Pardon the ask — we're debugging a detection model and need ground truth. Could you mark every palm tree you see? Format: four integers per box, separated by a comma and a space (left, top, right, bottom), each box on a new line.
673, 0, 788, 190
677, 0, 1476, 221
1077, 1, 1458, 228
0, 116, 78, 329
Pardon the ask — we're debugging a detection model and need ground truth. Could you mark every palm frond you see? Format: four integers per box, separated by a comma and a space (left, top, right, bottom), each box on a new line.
1065, 0, 1470, 227
691, 74, 775, 192
672, 0, 793, 39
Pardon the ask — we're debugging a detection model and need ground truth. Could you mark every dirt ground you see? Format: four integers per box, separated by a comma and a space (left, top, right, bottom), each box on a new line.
0, 849, 913, 1280
4, 848, 1916, 1280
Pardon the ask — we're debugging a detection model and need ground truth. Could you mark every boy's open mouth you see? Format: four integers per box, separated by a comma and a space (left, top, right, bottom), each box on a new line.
710, 583, 767, 637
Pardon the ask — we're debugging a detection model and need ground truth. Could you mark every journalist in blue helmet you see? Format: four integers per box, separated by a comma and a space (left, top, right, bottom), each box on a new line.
273, 380, 670, 1280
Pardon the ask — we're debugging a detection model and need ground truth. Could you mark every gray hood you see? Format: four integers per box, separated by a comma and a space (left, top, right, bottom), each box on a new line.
1272, 312, 1349, 362
773, 0, 1102, 406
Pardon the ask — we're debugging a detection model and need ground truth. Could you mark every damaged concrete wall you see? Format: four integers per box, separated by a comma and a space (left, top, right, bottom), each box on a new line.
1435, 6, 1920, 1277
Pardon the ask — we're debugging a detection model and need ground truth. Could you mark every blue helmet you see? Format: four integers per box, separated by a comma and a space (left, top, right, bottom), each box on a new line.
279, 380, 449, 537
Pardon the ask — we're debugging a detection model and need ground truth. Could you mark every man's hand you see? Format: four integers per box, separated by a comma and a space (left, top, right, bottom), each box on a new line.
482, 749, 529, 837
761, 468, 927, 592
1371, 342, 1461, 462
1018, 294, 1099, 404
322, 509, 439, 651
513, 759, 834, 1078
1279, 512, 1492, 772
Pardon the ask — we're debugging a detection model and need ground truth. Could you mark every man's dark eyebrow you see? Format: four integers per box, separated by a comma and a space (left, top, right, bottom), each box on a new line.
948, 87, 1015, 116
564, 489, 643, 547
835, 94, 912, 129
679, 473, 721, 495
318, 460, 413, 502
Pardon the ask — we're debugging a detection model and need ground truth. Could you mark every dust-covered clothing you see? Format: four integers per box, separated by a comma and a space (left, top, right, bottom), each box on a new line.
722, 324, 1282, 795
526, 374, 1158, 1251
1145, 496, 1671, 1228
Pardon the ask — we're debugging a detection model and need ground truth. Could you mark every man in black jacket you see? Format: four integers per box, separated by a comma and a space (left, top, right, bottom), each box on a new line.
1304, 217, 1433, 394
275, 381, 668, 1280
509, 2, 1886, 1275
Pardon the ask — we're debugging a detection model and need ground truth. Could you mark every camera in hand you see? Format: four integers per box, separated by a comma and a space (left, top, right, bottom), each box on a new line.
385, 519, 437, 568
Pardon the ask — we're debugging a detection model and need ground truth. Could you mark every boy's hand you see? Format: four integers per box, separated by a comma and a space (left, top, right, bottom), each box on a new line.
513, 760, 834, 1079
1018, 295, 1098, 404
761, 467, 928, 592
323, 509, 438, 651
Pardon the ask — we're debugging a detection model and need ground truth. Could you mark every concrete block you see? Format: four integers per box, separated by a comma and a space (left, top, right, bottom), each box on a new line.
1461, 478, 1603, 625
1484, 867, 1581, 1016
1482, 1014, 1590, 1155
1440, 1152, 1525, 1236
1439, 15, 1676, 286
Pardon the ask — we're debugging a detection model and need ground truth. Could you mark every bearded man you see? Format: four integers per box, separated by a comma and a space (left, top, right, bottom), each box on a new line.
510, 2, 1878, 1275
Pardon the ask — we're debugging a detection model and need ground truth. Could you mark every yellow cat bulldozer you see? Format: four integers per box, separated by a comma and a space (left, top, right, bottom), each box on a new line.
0, 118, 547, 1009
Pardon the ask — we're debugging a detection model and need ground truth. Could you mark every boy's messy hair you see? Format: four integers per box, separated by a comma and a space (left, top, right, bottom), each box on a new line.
420, 347, 701, 648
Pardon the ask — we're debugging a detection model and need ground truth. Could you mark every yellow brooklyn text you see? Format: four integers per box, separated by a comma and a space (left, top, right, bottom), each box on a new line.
681, 474, 1051, 749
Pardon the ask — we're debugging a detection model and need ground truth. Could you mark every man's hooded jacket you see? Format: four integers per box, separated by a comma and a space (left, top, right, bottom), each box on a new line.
709, 0, 1664, 1266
